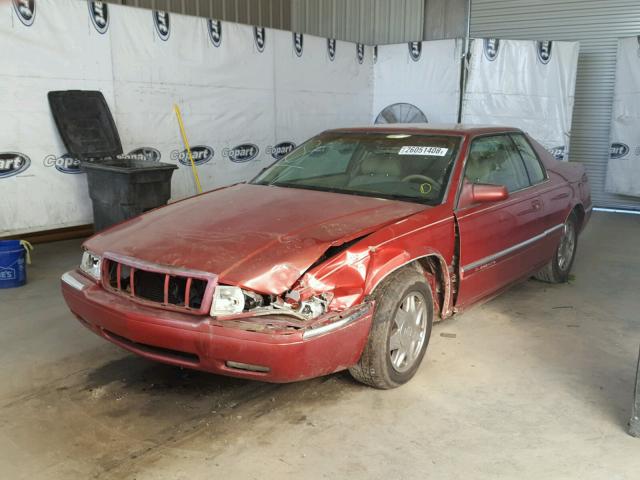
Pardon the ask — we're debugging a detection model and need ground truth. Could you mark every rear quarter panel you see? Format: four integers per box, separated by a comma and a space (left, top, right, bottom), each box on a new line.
529, 135, 592, 231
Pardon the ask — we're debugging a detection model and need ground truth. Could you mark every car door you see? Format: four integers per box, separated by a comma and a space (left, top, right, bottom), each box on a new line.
454, 134, 548, 308
510, 133, 563, 261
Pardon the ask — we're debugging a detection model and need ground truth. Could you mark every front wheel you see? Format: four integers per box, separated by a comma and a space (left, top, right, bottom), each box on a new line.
349, 267, 433, 389
535, 211, 578, 283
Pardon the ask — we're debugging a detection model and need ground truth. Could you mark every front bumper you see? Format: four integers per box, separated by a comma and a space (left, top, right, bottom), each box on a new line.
61, 270, 373, 383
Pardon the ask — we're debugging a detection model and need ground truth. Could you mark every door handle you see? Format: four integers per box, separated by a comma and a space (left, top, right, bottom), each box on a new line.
531, 200, 542, 211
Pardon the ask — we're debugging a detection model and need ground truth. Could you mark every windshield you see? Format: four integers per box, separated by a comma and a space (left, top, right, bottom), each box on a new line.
252, 132, 461, 205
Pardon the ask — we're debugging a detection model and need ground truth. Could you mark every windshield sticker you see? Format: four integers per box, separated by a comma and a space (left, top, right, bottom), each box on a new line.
419, 183, 432, 195
399, 146, 448, 156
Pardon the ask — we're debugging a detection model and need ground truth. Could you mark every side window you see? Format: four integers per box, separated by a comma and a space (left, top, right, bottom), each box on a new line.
465, 135, 530, 192
511, 134, 546, 184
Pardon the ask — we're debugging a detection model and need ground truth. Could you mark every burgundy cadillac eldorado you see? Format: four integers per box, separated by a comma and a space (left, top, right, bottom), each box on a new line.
61, 125, 591, 389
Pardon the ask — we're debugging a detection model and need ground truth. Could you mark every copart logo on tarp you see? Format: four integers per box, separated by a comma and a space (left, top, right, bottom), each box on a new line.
171, 146, 213, 166
223, 144, 259, 163
208, 19, 222, 47
610, 143, 630, 159
153, 11, 170, 41
293, 32, 303, 57
88, 1, 109, 34
548, 146, 566, 161
267, 141, 296, 160
0, 152, 31, 178
120, 147, 161, 162
12, 0, 35, 26
409, 41, 421, 61
43, 153, 82, 174
254, 26, 266, 52
537, 40, 552, 64
483, 38, 500, 61
356, 43, 365, 64
327, 38, 336, 61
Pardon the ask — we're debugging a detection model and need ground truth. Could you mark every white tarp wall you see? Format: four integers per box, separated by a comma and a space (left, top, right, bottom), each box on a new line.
0, 0, 375, 236
112, 12, 374, 197
0, 0, 113, 234
0, 1, 578, 236
109, 8, 278, 197
462, 38, 579, 161
372, 39, 463, 124
605, 36, 640, 197
275, 33, 373, 144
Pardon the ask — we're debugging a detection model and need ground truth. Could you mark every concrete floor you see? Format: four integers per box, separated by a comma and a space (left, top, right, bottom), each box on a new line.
1, 211, 639, 479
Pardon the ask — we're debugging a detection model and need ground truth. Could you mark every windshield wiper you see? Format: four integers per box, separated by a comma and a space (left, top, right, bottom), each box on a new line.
378, 194, 433, 205
258, 182, 434, 205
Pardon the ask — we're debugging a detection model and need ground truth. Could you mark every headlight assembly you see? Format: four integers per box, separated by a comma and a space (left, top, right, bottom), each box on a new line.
211, 286, 246, 316
80, 251, 102, 280
210, 285, 327, 320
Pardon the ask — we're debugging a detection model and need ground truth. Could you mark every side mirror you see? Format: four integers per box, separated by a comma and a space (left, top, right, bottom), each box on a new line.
459, 180, 508, 208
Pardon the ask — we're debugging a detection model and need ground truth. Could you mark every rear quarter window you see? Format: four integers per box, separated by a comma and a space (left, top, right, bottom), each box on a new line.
511, 134, 547, 185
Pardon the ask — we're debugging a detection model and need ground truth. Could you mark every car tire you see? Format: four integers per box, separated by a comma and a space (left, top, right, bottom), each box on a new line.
349, 266, 433, 389
535, 210, 578, 284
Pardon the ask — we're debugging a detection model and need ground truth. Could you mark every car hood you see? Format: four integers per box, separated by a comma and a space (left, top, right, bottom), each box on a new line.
85, 183, 427, 294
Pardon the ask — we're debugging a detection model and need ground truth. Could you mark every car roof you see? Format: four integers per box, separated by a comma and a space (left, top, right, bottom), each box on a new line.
327, 123, 521, 136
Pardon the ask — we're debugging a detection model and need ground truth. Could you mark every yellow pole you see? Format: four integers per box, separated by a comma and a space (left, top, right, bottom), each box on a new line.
173, 104, 203, 194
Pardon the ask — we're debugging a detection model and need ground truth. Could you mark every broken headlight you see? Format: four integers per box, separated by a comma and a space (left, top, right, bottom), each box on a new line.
277, 292, 330, 320
80, 251, 102, 280
210, 285, 327, 320
210, 286, 266, 317
297, 296, 327, 319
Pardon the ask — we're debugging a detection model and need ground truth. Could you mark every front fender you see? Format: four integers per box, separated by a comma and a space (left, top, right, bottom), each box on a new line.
365, 247, 452, 317
296, 212, 456, 315
297, 245, 452, 316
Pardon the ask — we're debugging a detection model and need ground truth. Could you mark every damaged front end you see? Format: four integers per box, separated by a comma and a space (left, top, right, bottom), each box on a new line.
92, 235, 374, 343
209, 300, 374, 340
210, 232, 375, 338
62, 246, 375, 382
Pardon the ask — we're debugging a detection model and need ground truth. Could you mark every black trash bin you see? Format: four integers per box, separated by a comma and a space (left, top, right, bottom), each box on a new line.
48, 90, 178, 231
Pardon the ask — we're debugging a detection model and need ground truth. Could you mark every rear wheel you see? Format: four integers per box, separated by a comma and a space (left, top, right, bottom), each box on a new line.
349, 267, 433, 389
535, 211, 578, 283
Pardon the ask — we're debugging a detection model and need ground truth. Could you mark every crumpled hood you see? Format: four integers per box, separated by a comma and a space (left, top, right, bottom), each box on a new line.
85, 183, 427, 294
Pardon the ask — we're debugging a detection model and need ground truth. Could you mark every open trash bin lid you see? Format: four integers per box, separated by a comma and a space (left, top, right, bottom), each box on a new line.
48, 90, 123, 161
82, 158, 177, 173
48, 90, 179, 231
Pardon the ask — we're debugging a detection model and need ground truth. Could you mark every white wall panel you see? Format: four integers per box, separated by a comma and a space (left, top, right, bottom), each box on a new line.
0, 0, 113, 233
471, 0, 640, 209
373, 39, 462, 124
605, 37, 640, 197
0, 0, 377, 235
274, 32, 373, 143
462, 38, 579, 160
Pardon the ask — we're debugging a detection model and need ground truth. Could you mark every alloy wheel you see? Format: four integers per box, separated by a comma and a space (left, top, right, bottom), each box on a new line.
558, 220, 576, 271
389, 291, 429, 373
